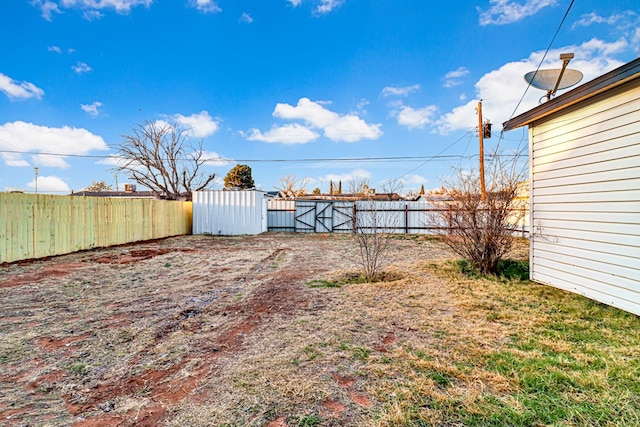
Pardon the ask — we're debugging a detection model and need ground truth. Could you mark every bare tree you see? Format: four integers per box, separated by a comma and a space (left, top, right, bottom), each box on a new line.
347, 177, 371, 195
84, 180, 113, 192
380, 178, 404, 199
353, 199, 398, 281
114, 121, 215, 200
430, 150, 527, 274
274, 175, 308, 198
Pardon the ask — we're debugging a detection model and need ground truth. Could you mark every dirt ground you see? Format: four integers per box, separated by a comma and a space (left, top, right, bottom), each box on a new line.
0, 233, 462, 426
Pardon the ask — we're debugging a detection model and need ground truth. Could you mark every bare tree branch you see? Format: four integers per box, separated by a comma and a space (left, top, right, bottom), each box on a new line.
113, 121, 216, 200
429, 148, 528, 274
274, 175, 308, 198
353, 199, 398, 281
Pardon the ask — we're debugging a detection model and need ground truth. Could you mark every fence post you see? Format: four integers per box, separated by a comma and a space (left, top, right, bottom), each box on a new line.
405, 204, 409, 234
352, 202, 357, 234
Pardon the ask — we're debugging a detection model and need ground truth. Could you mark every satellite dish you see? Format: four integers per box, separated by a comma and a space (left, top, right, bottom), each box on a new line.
524, 52, 583, 102
524, 69, 583, 91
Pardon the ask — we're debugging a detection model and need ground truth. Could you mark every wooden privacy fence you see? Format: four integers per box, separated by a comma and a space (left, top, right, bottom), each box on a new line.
0, 193, 192, 263
267, 199, 529, 235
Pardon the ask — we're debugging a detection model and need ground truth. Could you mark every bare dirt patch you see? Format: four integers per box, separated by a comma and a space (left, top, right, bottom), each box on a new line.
0, 233, 458, 426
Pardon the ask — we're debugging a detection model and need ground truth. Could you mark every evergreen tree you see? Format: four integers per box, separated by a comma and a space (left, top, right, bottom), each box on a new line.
224, 164, 255, 189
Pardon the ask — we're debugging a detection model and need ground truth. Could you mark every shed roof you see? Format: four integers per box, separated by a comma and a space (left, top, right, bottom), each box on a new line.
503, 56, 640, 131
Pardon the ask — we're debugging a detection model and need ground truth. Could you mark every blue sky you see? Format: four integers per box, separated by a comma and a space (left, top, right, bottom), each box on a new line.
1, 0, 638, 194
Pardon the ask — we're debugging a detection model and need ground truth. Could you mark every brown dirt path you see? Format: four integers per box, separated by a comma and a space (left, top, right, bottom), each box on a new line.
0, 233, 453, 426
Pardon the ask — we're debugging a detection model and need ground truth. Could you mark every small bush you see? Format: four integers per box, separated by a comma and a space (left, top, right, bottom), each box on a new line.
455, 259, 529, 281
497, 259, 529, 281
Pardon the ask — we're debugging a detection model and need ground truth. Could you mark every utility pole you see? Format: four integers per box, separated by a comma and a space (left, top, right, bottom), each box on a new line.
477, 101, 486, 201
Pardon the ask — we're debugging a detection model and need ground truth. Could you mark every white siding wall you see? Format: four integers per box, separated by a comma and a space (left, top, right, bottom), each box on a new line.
192, 190, 268, 235
530, 80, 640, 315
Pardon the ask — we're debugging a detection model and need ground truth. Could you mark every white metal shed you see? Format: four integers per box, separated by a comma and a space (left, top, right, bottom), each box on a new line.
192, 190, 269, 235
504, 57, 640, 315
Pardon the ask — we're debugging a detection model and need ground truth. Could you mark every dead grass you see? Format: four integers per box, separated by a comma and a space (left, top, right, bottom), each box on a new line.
1, 234, 639, 427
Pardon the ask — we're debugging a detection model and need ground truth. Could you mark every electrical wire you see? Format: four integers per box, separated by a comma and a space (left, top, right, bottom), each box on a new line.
0, 147, 525, 164
395, 131, 474, 181
504, 0, 576, 128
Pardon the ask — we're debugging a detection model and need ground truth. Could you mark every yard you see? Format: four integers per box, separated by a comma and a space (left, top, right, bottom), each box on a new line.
1, 233, 639, 426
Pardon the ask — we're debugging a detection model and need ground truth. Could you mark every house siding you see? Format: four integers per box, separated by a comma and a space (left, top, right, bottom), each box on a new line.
529, 78, 640, 314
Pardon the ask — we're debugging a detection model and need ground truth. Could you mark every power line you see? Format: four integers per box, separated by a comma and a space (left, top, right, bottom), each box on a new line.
504, 0, 576, 127
395, 131, 475, 181
0, 148, 525, 164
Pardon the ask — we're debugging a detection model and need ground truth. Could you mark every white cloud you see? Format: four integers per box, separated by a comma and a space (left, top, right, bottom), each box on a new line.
322, 168, 372, 183
246, 124, 320, 144
443, 66, 470, 88
633, 27, 640, 45
33, 0, 152, 20
287, 0, 302, 6
171, 110, 219, 138
48, 45, 62, 53
381, 84, 421, 97
271, 97, 382, 142
2, 153, 30, 167
435, 39, 626, 135
0, 121, 108, 168
72, 62, 92, 74
324, 115, 382, 142
0, 74, 45, 100
81, 101, 103, 117
478, 0, 557, 26
96, 155, 129, 168
82, 10, 104, 20
580, 37, 628, 56
191, 0, 221, 13
33, 0, 61, 21
32, 153, 71, 169
316, 0, 344, 14
571, 12, 629, 29
27, 176, 70, 193
201, 150, 231, 166
395, 105, 438, 129
401, 174, 428, 185
240, 12, 253, 23
356, 98, 369, 113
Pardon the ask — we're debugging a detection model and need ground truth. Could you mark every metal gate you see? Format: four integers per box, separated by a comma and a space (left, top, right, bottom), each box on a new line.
294, 201, 334, 232
332, 202, 354, 233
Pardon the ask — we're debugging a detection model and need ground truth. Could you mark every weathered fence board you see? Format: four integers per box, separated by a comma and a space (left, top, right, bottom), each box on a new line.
0, 193, 192, 263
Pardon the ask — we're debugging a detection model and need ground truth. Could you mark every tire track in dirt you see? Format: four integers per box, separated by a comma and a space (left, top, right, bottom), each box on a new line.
63, 246, 317, 426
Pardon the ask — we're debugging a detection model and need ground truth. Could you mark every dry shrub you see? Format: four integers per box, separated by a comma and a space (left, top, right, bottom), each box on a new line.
430, 150, 527, 275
